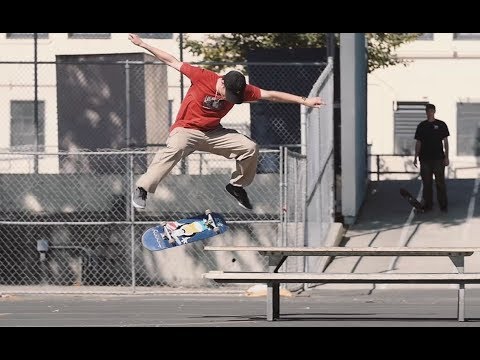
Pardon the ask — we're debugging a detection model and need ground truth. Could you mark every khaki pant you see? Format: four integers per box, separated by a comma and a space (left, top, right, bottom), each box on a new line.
136, 127, 259, 193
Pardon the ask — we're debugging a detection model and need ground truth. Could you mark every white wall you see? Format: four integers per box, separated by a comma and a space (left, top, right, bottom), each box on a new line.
368, 33, 480, 178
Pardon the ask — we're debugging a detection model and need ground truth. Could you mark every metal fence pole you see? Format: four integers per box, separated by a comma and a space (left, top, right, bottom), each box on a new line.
125, 61, 131, 149
279, 146, 284, 247
124, 65, 135, 292
129, 153, 136, 293
282, 147, 288, 247
33, 33, 39, 173
294, 153, 298, 247
179, 34, 187, 175
301, 106, 307, 156
376, 155, 380, 181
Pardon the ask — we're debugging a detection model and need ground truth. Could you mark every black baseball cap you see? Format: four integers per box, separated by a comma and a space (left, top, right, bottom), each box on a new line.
223, 71, 246, 104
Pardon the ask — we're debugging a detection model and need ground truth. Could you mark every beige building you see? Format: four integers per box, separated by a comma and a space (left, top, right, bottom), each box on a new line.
368, 33, 480, 179
0, 33, 181, 152
5, 33, 473, 178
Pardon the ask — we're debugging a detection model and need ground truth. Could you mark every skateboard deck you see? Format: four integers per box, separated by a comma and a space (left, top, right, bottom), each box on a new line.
399, 188, 424, 212
142, 210, 228, 252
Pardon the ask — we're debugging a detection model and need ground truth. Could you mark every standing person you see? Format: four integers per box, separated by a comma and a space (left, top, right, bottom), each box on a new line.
413, 103, 450, 212
128, 33, 326, 210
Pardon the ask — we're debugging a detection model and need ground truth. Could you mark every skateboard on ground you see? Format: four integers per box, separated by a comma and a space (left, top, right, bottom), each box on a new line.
142, 210, 228, 252
399, 188, 425, 213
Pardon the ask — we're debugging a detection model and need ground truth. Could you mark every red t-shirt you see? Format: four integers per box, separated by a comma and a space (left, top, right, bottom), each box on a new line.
170, 63, 262, 132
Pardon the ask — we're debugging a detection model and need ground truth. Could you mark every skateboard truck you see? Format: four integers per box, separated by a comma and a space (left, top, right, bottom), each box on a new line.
205, 209, 221, 234
159, 221, 180, 245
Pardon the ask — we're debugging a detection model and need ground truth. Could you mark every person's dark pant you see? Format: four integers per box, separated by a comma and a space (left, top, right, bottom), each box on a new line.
420, 159, 448, 210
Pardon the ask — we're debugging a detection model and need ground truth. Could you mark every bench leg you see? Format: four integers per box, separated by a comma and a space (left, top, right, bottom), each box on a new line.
267, 282, 280, 321
458, 282, 465, 322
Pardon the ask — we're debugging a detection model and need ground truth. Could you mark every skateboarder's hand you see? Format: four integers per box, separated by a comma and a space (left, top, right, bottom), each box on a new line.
444, 158, 450, 166
304, 97, 326, 108
129, 33, 144, 47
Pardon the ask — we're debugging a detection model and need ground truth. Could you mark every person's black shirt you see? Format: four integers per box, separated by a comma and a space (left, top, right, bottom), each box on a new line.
414, 119, 450, 161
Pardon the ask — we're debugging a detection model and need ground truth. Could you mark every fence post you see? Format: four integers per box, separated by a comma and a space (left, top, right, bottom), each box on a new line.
376, 155, 380, 182
125, 61, 131, 149
279, 147, 284, 247
34, 33, 39, 173
124, 61, 136, 293
129, 152, 136, 293
282, 147, 288, 247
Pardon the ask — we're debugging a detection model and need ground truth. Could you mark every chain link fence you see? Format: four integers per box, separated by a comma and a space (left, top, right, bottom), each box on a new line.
0, 149, 305, 292
0, 57, 332, 293
0, 60, 324, 151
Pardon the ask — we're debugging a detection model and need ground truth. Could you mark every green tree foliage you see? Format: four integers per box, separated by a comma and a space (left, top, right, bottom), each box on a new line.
183, 33, 421, 73
366, 33, 421, 72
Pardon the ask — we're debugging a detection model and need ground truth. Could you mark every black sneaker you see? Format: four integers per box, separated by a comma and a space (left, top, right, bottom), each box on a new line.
132, 187, 148, 209
226, 184, 253, 210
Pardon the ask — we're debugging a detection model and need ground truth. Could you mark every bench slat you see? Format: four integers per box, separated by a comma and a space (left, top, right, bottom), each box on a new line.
204, 246, 476, 256
204, 272, 480, 284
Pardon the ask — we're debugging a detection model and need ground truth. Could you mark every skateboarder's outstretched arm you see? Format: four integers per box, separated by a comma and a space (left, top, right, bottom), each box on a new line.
129, 33, 183, 71
129, 33, 326, 109
259, 89, 326, 108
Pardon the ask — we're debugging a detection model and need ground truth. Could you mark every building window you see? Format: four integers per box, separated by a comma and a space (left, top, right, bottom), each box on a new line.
68, 33, 111, 39
417, 33, 434, 40
454, 33, 480, 40
10, 101, 45, 151
136, 33, 173, 39
457, 103, 480, 156
394, 102, 429, 155
6, 33, 49, 39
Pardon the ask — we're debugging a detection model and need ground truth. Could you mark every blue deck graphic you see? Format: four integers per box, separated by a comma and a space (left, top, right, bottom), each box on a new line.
142, 212, 228, 252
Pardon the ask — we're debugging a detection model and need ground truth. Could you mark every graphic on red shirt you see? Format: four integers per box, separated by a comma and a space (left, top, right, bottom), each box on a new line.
170, 63, 262, 132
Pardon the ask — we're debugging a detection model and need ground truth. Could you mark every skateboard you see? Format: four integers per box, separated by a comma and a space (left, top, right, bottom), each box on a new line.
399, 188, 425, 213
142, 210, 228, 252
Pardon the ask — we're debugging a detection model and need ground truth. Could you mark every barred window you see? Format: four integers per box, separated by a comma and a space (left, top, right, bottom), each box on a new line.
10, 101, 45, 151
417, 33, 433, 40
136, 33, 173, 39
457, 103, 480, 156
394, 102, 429, 155
454, 33, 480, 40
7, 33, 49, 39
68, 33, 111, 39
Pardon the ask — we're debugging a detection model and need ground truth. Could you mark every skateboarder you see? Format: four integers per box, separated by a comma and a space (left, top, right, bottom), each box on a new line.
128, 33, 326, 211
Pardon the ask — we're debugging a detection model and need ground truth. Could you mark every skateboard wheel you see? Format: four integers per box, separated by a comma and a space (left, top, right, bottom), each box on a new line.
213, 227, 220, 234
205, 209, 212, 215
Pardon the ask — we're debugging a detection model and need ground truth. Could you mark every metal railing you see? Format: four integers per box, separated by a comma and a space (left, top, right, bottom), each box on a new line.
369, 154, 419, 181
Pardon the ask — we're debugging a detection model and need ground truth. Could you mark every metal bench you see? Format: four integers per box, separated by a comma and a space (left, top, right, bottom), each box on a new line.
203, 246, 479, 321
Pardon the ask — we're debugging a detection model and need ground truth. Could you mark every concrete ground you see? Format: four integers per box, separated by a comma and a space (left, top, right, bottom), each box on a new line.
323, 178, 480, 289
1, 290, 480, 327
